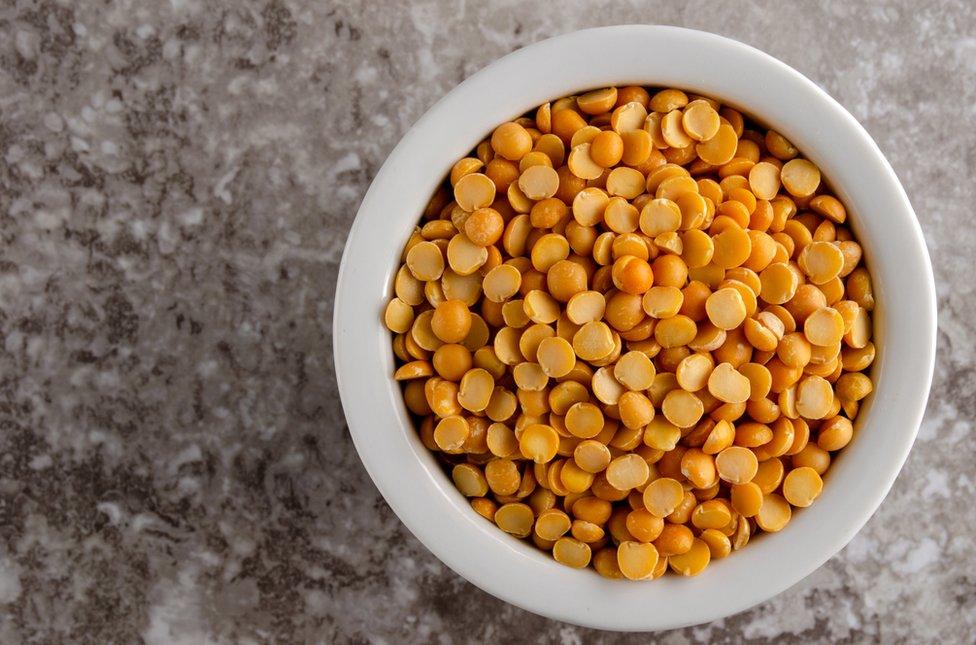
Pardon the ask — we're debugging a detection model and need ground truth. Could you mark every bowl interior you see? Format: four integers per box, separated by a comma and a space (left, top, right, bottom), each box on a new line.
335, 25, 934, 631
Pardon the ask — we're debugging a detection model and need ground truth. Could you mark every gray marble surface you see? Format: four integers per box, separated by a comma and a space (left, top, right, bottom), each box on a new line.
0, 0, 973, 642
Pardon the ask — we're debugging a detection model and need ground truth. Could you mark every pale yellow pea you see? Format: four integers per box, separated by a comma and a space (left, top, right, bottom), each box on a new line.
495, 502, 535, 537
845, 305, 872, 349
482, 264, 522, 303
535, 508, 572, 541
457, 368, 494, 412
572, 187, 610, 226
452, 463, 488, 497
454, 172, 496, 211
711, 226, 752, 269
549, 380, 588, 415
606, 167, 646, 200
393, 360, 432, 380
811, 194, 847, 224
487, 422, 519, 457
611, 101, 648, 133
765, 129, 798, 159
561, 461, 596, 494
649, 88, 689, 113
818, 415, 854, 451
662, 389, 704, 428
702, 419, 735, 454
536, 336, 576, 378
783, 466, 824, 507
519, 423, 559, 463
410, 310, 443, 352
574, 440, 612, 473
699, 528, 732, 559
567, 143, 605, 180
668, 538, 711, 576
836, 372, 873, 401
730, 481, 764, 517
491, 121, 532, 160
424, 280, 445, 308
617, 541, 660, 580
804, 307, 845, 347
446, 233, 488, 276
655, 231, 683, 255
519, 325, 554, 363
592, 232, 615, 265
604, 197, 640, 233
707, 362, 752, 404
639, 198, 682, 236
605, 453, 650, 490
566, 290, 607, 325
696, 124, 738, 165
681, 100, 721, 141
642, 286, 684, 318
621, 129, 653, 165
523, 289, 561, 324
796, 375, 833, 419
395, 265, 426, 306
591, 366, 625, 405
485, 458, 521, 495
434, 415, 470, 452
676, 352, 717, 396
800, 241, 844, 284
384, 297, 415, 334
518, 164, 559, 200
573, 321, 615, 361
405, 241, 445, 281
565, 401, 605, 439
570, 124, 602, 148
743, 313, 784, 352
614, 351, 656, 390
643, 417, 682, 451
643, 477, 685, 517
654, 315, 698, 349
502, 300, 530, 329
552, 537, 592, 568
748, 161, 781, 200
715, 446, 759, 484
513, 362, 549, 391
780, 158, 821, 198
759, 262, 799, 305
530, 233, 569, 272
643, 111, 669, 148
425, 378, 459, 417
682, 229, 715, 269
681, 448, 717, 489
755, 493, 792, 532
675, 192, 708, 229
519, 150, 553, 172
656, 175, 699, 201
661, 109, 693, 148
618, 391, 656, 429
752, 457, 786, 494
442, 269, 482, 305
577, 87, 618, 114
705, 287, 747, 330
450, 157, 484, 186
739, 362, 773, 401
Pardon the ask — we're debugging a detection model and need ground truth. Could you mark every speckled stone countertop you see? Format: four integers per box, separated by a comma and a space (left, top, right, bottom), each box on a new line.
0, 0, 973, 642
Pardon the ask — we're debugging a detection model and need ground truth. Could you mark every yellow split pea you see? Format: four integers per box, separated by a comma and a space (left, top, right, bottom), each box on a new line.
385, 84, 876, 581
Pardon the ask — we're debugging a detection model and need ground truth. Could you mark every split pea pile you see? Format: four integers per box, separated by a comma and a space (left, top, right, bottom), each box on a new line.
384, 85, 876, 580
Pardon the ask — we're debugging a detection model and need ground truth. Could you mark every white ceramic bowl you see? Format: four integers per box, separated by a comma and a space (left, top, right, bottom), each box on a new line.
334, 26, 936, 631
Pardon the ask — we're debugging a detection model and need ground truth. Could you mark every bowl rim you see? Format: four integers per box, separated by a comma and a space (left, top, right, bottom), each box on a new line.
333, 25, 937, 631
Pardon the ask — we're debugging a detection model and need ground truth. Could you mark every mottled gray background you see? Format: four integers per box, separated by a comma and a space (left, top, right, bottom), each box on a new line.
0, 0, 973, 643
